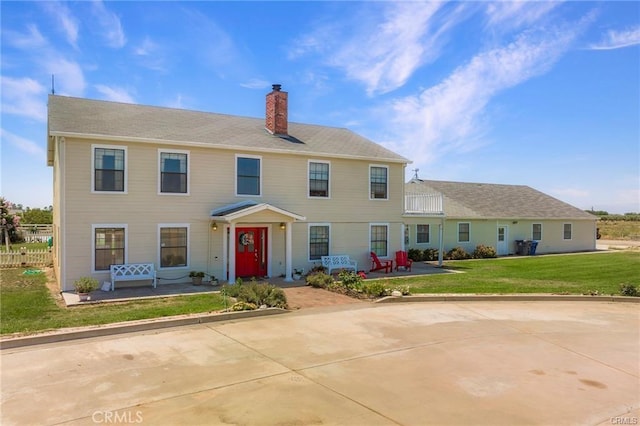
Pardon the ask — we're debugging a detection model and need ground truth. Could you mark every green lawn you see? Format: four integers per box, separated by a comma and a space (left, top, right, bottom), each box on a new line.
1, 252, 638, 336
387, 252, 639, 295
0, 268, 226, 336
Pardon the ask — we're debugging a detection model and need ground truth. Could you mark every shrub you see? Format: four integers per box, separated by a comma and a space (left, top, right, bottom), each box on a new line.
306, 271, 334, 288
472, 245, 497, 259
309, 265, 327, 274
408, 248, 423, 261
423, 248, 439, 261
231, 301, 257, 311
445, 247, 471, 260
222, 279, 288, 308
74, 276, 98, 293
391, 285, 411, 295
619, 283, 639, 297
338, 270, 363, 291
361, 281, 390, 297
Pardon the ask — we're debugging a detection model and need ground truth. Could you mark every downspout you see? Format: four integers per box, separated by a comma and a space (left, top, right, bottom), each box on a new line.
438, 217, 444, 267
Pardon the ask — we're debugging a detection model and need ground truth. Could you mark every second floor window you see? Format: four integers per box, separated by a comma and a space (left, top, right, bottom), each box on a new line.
94, 147, 125, 192
370, 166, 388, 199
160, 152, 188, 193
237, 156, 261, 196
309, 161, 329, 197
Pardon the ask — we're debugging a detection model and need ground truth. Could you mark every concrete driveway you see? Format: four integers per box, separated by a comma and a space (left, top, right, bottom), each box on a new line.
2, 301, 638, 425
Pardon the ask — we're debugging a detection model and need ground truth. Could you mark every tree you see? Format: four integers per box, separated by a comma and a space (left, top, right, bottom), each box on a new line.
22, 208, 53, 224
0, 197, 21, 249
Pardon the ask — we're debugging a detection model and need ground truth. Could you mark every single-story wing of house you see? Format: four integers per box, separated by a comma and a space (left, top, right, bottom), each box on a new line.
403, 178, 598, 256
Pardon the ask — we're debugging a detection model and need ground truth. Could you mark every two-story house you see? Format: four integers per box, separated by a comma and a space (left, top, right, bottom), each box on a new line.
47, 85, 411, 291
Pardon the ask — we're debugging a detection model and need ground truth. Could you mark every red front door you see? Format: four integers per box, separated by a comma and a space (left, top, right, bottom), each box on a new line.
236, 227, 267, 278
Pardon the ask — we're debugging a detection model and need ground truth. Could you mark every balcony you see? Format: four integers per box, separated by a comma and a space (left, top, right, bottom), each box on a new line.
404, 193, 444, 215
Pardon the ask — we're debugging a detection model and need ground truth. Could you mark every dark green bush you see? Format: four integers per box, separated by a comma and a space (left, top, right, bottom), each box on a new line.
408, 248, 423, 261
306, 271, 334, 288
619, 283, 639, 297
445, 247, 471, 260
473, 244, 497, 259
423, 248, 439, 261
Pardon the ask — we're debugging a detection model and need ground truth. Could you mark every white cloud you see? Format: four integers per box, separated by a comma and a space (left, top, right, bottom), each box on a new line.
94, 85, 135, 103
485, 2, 560, 31
92, 0, 126, 48
3, 24, 47, 49
42, 1, 79, 48
0, 128, 46, 159
290, 2, 472, 96
387, 20, 589, 165
240, 79, 271, 90
49, 58, 86, 96
0, 76, 47, 122
589, 26, 640, 50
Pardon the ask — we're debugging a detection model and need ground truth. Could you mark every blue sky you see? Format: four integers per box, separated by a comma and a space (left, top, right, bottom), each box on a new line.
1, 1, 639, 213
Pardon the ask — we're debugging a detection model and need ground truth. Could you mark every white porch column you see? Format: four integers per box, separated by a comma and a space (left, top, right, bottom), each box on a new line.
284, 221, 293, 282
438, 218, 444, 267
228, 222, 236, 284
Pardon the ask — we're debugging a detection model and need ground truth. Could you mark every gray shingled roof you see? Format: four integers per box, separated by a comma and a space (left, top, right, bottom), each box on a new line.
47, 95, 408, 164
407, 179, 596, 220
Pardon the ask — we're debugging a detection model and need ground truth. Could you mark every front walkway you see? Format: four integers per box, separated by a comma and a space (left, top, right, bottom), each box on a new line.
62, 261, 450, 306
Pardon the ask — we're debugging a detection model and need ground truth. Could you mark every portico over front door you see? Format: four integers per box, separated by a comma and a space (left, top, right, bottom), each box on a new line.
236, 227, 267, 278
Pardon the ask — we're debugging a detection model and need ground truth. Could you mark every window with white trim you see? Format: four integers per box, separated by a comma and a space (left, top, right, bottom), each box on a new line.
309, 224, 330, 260
369, 165, 388, 200
458, 223, 470, 242
563, 223, 572, 240
236, 155, 261, 196
94, 226, 126, 271
160, 225, 188, 268
370, 224, 388, 257
309, 161, 330, 198
159, 150, 189, 194
532, 223, 542, 241
417, 224, 430, 243
93, 146, 126, 192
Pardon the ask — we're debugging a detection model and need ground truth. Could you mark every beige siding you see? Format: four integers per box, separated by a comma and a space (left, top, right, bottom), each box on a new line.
58, 138, 406, 290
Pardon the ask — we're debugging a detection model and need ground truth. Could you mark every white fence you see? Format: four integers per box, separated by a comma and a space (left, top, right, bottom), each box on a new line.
0, 249, 52, 268
405, 193, 444, 214
18, 224, 53, 243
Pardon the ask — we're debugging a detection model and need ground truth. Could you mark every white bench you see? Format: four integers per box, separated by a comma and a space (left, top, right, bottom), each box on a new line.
321, 255, 357, 275
110, 263, 157, 291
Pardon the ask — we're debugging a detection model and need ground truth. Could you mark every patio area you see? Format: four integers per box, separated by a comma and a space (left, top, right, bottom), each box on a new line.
61, 261, 450, 307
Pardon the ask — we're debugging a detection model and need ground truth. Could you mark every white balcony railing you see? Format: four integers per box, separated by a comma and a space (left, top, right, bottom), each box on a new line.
404, 193, 444, 215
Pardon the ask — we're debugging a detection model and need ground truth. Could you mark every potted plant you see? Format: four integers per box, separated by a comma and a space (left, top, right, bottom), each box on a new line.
293, 268, 304, 280
189, 271, 205, 285
74, 276, 98, 301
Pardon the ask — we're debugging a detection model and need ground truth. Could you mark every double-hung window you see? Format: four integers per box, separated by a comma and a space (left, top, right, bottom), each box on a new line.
532, 223, 542, 241
236, 155, 261, 196
458, 223, 470, 243
370, 165, 388, 200
93, 146, 126, 192
309, 224, 330, 260
563, 223, 572, 240
160, 225, 188, 268
370, 224, 388, 257
417, 224, 430, 243
159, 150, 188, 194
93, 225, 126, 271
309, 161, 330, 198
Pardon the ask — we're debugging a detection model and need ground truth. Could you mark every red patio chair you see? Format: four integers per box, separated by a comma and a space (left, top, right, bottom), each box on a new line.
370, 251, 392, 273
395, 250, 413, 272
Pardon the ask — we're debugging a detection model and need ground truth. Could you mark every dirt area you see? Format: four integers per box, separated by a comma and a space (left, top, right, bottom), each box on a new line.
283, 286, 366, 310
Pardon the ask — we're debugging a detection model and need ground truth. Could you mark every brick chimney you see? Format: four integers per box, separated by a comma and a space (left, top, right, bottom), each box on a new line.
265, 84, 288, 135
